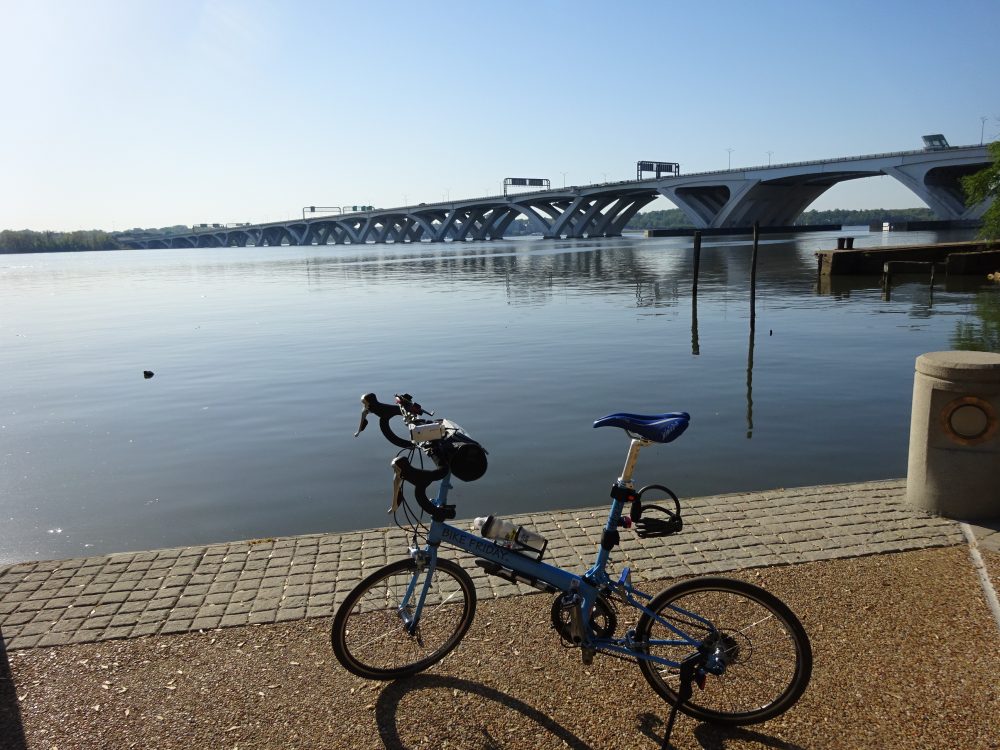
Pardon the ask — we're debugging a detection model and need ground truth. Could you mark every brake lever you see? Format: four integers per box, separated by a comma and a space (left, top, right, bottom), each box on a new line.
354, 408, 369, 437
396, 393, 434, 418
389, 463, 404, 512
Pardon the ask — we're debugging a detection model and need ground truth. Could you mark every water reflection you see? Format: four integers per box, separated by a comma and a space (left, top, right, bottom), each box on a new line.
691, 292, 700, 356
746, 311, 756, 440
292, 235, 822, 304
952, 289, 1000, 350
3, 228, 998, 564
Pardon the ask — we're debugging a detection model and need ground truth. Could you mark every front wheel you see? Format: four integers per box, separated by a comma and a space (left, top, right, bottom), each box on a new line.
635, 577, 812, 726
331, 557, 477, 680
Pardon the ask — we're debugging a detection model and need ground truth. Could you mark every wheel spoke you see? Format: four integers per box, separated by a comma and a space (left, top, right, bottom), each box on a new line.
734, 613, 775, 635
636, 578, 811, 725
332, 558, 476, 680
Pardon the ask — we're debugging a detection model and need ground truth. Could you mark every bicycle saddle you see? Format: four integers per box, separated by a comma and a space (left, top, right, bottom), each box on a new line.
592, 412, 690, 443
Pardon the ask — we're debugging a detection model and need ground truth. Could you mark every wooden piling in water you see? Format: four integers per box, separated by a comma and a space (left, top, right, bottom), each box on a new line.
692, 231, 702, 295
750, 222, 759, 326
691, 231, 702, 355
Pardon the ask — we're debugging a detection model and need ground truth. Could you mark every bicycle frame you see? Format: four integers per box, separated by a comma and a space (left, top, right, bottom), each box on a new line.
399, 472, 707, 671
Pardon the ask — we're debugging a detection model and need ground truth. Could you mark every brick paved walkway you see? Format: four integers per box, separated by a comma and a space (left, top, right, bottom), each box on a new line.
0, 480, 965, 650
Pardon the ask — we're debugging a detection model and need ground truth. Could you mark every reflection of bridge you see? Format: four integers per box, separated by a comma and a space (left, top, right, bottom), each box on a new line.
121, 144, 992, 249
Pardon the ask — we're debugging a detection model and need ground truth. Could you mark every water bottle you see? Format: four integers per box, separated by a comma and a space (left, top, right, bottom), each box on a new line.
473, 515, 547, 550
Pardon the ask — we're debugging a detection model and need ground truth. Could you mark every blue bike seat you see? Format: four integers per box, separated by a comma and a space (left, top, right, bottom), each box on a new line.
593, 412, 690, 444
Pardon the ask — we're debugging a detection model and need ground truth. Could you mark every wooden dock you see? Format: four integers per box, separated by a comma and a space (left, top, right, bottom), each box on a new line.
816, 240, 999, 276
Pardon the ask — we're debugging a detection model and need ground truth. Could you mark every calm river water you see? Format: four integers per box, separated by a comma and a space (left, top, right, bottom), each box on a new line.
2, 229, 998, 565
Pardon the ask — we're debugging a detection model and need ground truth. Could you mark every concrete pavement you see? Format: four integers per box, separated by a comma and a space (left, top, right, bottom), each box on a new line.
0, 479, 978, 651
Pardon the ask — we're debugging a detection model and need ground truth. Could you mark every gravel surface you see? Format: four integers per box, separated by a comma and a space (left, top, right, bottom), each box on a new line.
3, 545, 999, 750
982, 549, 1000, 611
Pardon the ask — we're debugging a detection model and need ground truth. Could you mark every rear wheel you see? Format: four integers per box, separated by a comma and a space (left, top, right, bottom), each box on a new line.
635, 577, 812, 725
332, 557, 476, 680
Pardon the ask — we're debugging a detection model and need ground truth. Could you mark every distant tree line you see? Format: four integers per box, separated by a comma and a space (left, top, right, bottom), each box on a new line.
626, 207, 937, 230
626, 210, 695, 230
0, 229, 119, 254
792, 207, 936, 226
0, 226, 190, 254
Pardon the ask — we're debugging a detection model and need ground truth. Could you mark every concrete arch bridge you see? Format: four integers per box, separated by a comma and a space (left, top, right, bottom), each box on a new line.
120, 144, 992, 249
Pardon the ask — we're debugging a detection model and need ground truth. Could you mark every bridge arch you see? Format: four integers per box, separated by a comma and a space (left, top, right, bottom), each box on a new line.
659, 145, 991, 229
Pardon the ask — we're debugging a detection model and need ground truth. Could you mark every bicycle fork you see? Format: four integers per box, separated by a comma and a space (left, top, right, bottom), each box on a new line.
398, 547, 436, 636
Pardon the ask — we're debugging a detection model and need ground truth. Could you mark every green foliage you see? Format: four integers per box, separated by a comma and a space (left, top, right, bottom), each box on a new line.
792, 207, 935, 226
0, 229, 118, 253
951, 288, 1000, 352
961, 141, 1000, 240
0, 226, 191, 253
627, 209, 693, 229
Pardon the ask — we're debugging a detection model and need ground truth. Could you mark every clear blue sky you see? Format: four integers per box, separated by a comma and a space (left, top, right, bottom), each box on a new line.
2, 0, 997, 232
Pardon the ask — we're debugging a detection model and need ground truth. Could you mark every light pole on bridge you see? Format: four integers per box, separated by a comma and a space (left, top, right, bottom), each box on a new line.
561, 172, 568, 188
767, 150, 773, 166
726, 148, 734, 169
982, 116, 988, 145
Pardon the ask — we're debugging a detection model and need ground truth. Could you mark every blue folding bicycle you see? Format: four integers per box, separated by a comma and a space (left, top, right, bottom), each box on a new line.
332, 393, 812, 729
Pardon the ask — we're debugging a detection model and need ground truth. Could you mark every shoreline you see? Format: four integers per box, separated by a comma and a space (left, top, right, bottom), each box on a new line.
0, 478, 977, 651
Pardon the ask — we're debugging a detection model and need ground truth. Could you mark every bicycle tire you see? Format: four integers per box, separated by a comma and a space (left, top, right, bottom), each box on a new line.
635, 576, 812, 726
331, 557, 476, 680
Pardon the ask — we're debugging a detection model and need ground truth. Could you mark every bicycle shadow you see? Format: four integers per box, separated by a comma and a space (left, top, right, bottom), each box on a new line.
374, 674, 596, 750
638, 712, 806, 750
0, 626, 28, 750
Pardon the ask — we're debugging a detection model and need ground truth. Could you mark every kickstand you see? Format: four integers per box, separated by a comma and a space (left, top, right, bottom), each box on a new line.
661, 656, 698, 749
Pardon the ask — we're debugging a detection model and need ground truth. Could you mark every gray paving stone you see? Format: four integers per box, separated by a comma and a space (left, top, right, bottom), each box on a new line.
207, 579, 238, 595
0, 479, 977, 651
3, 611, 36, 627
248, 610, 277, 624
36, 632, 73, 647
160, 620, 194, 635
223, 601, 253, 617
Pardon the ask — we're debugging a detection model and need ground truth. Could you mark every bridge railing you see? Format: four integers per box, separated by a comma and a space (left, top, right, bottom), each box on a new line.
682, 143, 983, 178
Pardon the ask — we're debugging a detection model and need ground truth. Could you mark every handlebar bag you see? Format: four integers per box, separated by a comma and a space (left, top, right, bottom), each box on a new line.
428, 424, 488, 482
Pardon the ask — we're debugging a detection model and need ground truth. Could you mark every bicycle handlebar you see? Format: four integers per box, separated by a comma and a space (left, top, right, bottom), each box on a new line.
355, 392, 419, 449
355, 392, 485, 521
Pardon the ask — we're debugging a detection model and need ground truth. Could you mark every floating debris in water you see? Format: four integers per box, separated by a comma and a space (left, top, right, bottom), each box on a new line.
143, 370, 154, 379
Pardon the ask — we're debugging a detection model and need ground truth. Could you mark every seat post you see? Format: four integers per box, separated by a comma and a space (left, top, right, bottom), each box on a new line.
618, 438, 648, 487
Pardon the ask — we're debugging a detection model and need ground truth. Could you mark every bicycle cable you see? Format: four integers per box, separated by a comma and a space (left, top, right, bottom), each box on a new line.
390, 446, 430, 543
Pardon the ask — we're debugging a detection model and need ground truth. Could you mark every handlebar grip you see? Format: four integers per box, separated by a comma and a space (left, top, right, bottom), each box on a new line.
391, 457, 453, 520
361, 393, 414, 449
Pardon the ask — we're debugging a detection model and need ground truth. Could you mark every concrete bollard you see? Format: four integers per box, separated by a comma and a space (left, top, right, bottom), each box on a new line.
906, 351, 1000, 520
